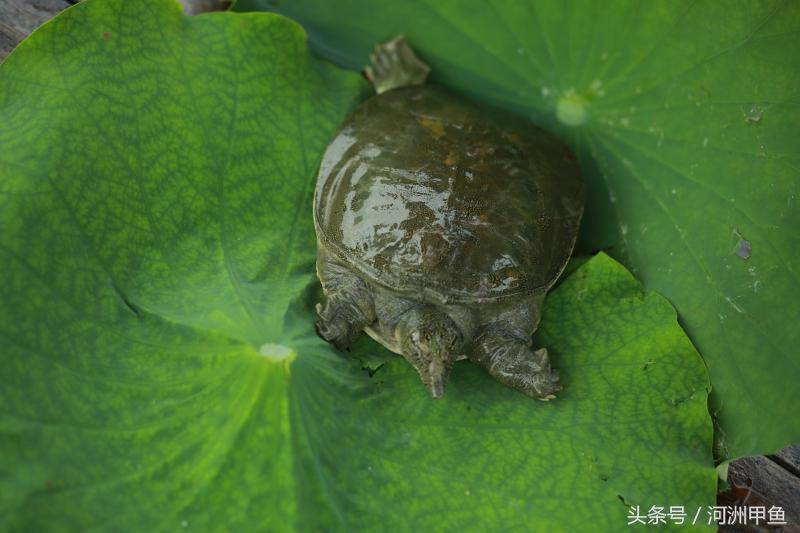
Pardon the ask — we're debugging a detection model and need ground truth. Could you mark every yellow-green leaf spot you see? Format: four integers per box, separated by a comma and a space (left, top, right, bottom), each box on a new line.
259, 343, 296, 362
556, 91, 588, 126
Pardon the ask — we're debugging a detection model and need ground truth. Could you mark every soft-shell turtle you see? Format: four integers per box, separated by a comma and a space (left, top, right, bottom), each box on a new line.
314, 37, 584, 400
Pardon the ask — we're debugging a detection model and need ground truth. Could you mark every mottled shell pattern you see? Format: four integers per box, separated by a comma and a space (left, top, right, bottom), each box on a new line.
314, 85, 584, 303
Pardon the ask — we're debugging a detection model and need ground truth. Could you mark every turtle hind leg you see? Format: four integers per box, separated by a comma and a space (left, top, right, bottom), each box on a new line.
470, 327, 562, 401
364, 35, 431, 94
315, 260, 375, 351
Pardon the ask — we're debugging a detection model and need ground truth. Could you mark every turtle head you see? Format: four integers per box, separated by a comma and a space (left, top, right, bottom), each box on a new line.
396, 306, 463, 398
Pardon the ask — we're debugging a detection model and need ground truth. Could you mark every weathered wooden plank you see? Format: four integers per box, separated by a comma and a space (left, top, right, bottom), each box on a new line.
774, 444, 800, 476
0, 22, 24, 61
0, 0, 72, 61
719, 455, 800, 532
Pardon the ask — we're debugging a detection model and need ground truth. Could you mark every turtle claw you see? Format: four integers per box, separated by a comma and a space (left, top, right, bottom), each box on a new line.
502, 360, 562, 401
522, 348, 562, 400
530, 368, 563, 401
364, 35, 430, 94
315, 320, 355, 351
473, 334, 562, 401
315, 302, 364, 351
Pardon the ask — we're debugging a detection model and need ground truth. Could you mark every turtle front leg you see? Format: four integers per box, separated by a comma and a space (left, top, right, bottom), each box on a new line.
469, 327, 562, 401
315, 260, 376, 351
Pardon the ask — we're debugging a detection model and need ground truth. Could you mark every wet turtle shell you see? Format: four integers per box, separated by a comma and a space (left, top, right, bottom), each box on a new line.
314, 85, 584, 303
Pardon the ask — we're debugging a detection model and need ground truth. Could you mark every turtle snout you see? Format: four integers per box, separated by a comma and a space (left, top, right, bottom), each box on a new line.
427, 359, 449, 399
396, 307, 463, 398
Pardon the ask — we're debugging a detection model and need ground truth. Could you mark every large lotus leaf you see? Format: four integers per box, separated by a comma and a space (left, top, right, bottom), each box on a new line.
236, 0, 800, 460
0, 0, 715, 530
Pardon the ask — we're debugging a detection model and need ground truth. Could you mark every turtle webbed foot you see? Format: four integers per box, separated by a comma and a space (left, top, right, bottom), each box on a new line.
316, 260, 376, 351
315, 300, 366, 351
364, 35, 431, 94
472, 332, 562, 400
516, 348, 562, 401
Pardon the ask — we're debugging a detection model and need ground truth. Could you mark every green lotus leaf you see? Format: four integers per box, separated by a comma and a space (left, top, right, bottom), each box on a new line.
1, 0, 714, 530
237, 0, 800, 460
